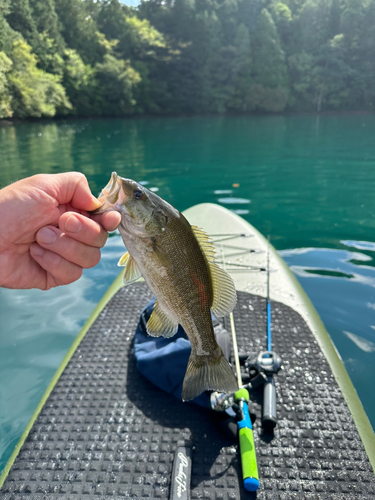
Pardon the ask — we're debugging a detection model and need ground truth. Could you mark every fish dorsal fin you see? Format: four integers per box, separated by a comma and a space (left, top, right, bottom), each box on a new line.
117, 251, 142, 285
147, 301, 179, 338
191, 226, 237, 317
191, 226, 216, 262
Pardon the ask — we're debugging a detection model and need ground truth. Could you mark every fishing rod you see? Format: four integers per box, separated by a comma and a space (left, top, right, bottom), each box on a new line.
211, 239, 259, 492
263, 239, 277, 428
230, 312, 260, 492
246, 237, 282, 431
266, 240, 271, 352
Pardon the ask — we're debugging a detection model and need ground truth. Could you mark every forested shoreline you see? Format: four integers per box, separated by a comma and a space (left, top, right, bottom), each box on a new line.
0, 0, 374, 120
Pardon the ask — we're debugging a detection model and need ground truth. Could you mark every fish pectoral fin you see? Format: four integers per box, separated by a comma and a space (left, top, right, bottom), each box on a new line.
118, 251, 130, 267
210, 263, 237, 317
152, 240, 173, 270
146, 301, 179, 338
181, 351, 238, 401
117, 252, 142, 285
191, 226, 216, 262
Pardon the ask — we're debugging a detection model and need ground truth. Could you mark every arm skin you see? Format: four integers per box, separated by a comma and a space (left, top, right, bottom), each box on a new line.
0, 172, 121, 290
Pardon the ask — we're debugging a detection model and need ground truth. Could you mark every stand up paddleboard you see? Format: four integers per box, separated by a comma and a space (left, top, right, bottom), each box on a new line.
1, 203, 374, 499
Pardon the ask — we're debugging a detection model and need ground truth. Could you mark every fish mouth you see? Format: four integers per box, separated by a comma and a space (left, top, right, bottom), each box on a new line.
90, 172, 121, 215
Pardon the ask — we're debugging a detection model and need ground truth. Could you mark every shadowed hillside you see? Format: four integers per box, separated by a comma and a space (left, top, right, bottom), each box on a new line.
0, 0, 374, 119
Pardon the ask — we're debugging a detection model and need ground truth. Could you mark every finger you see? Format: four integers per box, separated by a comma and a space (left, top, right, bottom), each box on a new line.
30, 244, 83, 286
91, 210, 121, 232
36, 226, 101, 269
32, 172, 102, 212
59, 213, 108, 248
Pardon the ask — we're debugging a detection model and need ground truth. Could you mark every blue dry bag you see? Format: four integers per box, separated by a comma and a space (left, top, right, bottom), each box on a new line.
134, 298, 232, 408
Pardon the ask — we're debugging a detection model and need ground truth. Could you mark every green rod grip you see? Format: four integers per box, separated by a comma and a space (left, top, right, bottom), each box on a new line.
235, 389, 259, 491
239, 426, 259, 485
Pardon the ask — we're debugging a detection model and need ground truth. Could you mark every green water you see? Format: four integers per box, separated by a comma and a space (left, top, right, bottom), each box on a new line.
1, 114, 375, 472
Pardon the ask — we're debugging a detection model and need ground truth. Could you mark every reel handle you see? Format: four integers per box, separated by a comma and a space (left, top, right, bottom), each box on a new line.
262, 375, 277, 431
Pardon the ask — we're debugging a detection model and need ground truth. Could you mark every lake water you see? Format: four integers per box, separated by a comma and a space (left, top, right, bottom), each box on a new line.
1, 114, 375, 472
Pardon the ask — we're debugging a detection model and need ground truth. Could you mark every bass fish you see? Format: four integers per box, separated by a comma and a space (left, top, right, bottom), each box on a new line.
93, 172, 238, 401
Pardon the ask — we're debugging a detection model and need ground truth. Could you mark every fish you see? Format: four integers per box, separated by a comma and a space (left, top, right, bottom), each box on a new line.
92, 172, 238, 401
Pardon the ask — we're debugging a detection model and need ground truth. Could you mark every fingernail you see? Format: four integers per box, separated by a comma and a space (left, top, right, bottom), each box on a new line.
37, 227, 57, 244
65, 215, 83, 233
31, 244, 44, 257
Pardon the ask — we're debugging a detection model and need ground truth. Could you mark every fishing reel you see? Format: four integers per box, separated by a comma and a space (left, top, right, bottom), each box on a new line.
245, 351, 282, 432
209, 389, 257, 441
246, 351, 282, 382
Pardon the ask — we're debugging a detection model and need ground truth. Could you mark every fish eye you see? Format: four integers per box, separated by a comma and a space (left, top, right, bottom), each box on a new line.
133, 189, 144, 201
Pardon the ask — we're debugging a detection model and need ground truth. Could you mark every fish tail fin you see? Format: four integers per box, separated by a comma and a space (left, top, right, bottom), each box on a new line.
181, 351, 238, 402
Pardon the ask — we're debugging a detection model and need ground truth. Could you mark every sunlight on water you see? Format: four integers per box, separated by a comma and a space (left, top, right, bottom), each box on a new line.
343, 331, 375, 353
230, 209, 250, 215
217, 197, 251, 204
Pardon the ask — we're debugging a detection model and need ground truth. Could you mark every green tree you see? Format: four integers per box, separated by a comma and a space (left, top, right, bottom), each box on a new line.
62, 48, 95, 115
94, 52, 141, 115
228, 24, 252, 111
5, 0, 39, 50
54, 0, 103, 65
270, 2, 293, 52
0, 0, 19, 54
4, 0, 64, 74
29, 0, 63, 51
293, 0, 333, 54
0, 50, 12, 117
359, 0, 375, 109
0, 0, 374, 118
8, 39, 71, 117
36, 32, 64, 74
249, 8, 289, 111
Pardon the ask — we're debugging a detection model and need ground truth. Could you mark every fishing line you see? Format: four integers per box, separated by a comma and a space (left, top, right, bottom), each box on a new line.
266, 237, 272, 352
229, 312, 242, 386
210, 233, 253, 244
215, 261, 267, 271
217, 236, 243, 385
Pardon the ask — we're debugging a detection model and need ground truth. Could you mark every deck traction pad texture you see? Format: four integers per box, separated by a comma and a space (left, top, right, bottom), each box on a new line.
1, 282, 374, 500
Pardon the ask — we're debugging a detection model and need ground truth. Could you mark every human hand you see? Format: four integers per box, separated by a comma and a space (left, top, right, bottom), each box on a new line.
0, 172, 121, 290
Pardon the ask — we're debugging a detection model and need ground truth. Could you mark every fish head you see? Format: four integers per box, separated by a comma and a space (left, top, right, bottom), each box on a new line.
91, 172, 168, 238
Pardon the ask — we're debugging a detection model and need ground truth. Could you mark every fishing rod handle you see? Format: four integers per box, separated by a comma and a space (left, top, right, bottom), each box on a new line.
262, 375, 277, 430
234, 389, 259, 492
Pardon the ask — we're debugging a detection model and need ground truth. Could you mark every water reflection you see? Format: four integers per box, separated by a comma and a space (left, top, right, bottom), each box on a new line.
342, 240, 375, 252
343, 331, 375, 353
231, 209, 250, 215
0, 120, 151, 194
217, 197, 251, 204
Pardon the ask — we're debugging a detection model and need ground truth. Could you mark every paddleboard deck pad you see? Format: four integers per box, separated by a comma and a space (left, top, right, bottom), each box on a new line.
1, 283, 374, 499
1, 204, 375, 499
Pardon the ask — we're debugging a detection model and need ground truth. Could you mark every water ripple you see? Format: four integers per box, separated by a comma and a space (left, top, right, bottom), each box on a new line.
342, 240, 375, 251
217, 197, 251, 204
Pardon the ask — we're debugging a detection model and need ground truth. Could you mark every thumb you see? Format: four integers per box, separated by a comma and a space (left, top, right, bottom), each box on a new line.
48, 172, 101, 211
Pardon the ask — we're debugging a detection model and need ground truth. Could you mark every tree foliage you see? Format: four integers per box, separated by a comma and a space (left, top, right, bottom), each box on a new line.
8, 39, 71, 117
0, 50, 12, 117
0, 0, 374, 118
